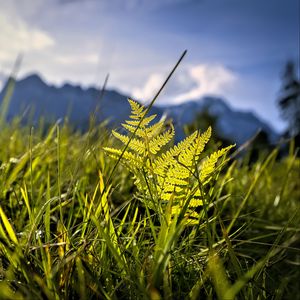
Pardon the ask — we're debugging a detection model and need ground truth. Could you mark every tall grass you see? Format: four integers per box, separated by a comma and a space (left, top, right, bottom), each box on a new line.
0, 54, 299, 299
0, 110, 298, 299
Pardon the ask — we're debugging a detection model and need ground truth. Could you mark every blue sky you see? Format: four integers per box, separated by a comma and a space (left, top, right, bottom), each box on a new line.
0, 0, 298, 131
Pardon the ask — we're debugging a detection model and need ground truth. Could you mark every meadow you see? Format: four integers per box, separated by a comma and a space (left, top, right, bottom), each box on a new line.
0, 71, 299, 299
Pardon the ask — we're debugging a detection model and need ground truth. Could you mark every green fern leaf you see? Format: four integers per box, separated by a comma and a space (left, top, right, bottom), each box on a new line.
125, 114, 157, 127
128, 99, 146, 118
104, 99, 234, 226
112, 130, 146, 154
149, 126, 175, 154
200, 145, 234, 183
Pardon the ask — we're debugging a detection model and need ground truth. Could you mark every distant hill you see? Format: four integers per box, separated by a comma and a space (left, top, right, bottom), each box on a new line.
0, 73, 278, 145
163, 97, 278, 145
0, 74, 133, 129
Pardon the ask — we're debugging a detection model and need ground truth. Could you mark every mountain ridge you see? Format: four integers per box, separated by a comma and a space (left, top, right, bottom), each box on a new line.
0, 73, 278, 145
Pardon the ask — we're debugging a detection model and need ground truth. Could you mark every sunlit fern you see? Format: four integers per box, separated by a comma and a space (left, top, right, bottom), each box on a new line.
104, 99, 234, 225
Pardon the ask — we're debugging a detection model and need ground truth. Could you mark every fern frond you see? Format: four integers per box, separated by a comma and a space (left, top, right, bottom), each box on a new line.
128, 99, 146, 118
164, 176, 189, 186
161, 192, 174, 201
125, 114, 156, 127
166, 164, 190, 179
122, 117, 161, 138
200, 145, 234, 183
121, 123, 145, 137
153, 131, 198, 175
104, 99, 235, 226
178, 127, 211, 167
189, 198, 203, 207
149, 126, 175, 154
161, 185, 184, 193
146, 121, 165, 138
103, 147, 143, 167
112, 131, 146, 154
195, 126, 212, 156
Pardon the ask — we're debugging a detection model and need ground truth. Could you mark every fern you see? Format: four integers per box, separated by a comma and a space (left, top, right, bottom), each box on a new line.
104, 99, 234, 225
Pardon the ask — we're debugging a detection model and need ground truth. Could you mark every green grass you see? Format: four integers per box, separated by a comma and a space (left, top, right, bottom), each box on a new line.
0, 112, 299, 300
0, 54, 299, 299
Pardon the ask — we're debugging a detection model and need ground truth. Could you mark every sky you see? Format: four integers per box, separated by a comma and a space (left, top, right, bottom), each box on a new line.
0, 0, 299, 132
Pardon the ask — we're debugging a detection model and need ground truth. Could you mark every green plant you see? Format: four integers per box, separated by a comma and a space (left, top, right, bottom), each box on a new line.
0, 107, 298, 299
104, 99, 234, 225
0, 51, 299, 298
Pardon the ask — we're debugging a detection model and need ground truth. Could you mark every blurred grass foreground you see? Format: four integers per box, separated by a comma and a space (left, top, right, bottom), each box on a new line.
0, 63, 299, 300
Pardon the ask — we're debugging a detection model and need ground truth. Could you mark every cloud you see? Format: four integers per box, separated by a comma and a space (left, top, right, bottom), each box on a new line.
0, 7, 54, 71
132, 73, 165, 101
132, 64, 237, 104
54, 53, 99, 65
173, 64, 237, 103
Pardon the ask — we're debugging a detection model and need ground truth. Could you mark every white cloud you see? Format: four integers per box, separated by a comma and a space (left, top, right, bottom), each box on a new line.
173, 64, 237, 103
132, 73, 165, 102
132, 64, 237, 104
0, 7, 54, 72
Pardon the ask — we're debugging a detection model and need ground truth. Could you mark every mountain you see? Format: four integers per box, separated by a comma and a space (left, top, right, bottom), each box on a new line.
0, 74, 133, 129
0, 73, 278, 145
162, 97, 278, 145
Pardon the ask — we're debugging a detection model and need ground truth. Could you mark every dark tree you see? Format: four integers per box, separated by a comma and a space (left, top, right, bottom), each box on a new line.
278, 61, 300, 136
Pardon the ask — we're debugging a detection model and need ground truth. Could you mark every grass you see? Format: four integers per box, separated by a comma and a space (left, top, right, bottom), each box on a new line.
0, 109, 299, 299
0, 55, 299, 299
